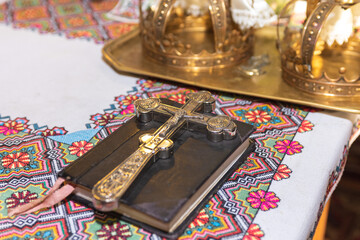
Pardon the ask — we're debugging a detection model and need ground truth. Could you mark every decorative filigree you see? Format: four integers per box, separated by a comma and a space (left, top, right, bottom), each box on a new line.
140, 0, 254, 70
281, 62, 360, 96
300, 1, 335, 68
279, 0, 360, 96
92, 91, 238, 211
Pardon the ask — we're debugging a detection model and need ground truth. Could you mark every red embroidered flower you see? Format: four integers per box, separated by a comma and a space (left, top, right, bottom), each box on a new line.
91, 113, 117, 127
120, 105, 135, 115
0, 120, 26, 135
2, 152, 31, 169
188, 209, 209, 228
114, 95, 140, 115
169, 94, 187, 104
245, 110, 271, 124
96, 222, 132, 240
68, 141, 93, 157
298, 120, 314, 133
273, 164, 292, 181
141, 80, 156, 89
274, 139, 303, 155
243, 224, 264, 240
120, 95, 140, 106
247, 190, 280, 211
6, 190, 38, 209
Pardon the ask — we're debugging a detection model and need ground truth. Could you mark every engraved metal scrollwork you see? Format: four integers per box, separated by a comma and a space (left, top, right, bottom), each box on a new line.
134, 98, 160, 122
207, 115, 237, 142
93, 148, 152, 211
92, 91, 237, 211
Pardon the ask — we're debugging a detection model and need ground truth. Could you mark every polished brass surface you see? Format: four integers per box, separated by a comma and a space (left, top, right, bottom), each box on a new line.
102, 26, 360, 113
306, 0, 321, 17
301, 1, 335, 67
280, 0, 360, 97
336, 0, 360, 8
139, 0, 254, 70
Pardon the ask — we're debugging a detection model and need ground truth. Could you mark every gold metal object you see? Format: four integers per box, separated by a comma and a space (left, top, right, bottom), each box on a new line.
139, 0, 254, 70
306, 0, 320, 17
279, 0, 360, 97
92, 91, 238, 211
102, 26, 360, 113
237, 54, 270, 76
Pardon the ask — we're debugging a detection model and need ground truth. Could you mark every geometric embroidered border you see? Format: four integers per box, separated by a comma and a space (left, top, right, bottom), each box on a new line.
0, 78, 317, 239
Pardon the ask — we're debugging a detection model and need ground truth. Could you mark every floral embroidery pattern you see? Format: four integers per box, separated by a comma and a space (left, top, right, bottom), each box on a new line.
140, 80, 156, 89
169, 93, 187, 104
326, 145, 348, 197
235, 106, 282, 127
245, 110, 271, 124
96, 223, 132, 240
6, 190, 38, 209
298, 120, 314, 133
91, 112, 119, 128
0, 148, 39, 174
243, 224, 264, 240
0, 73, 321, 239
2, 152, 30, 169
188, 209, 209, 228
36, 127, 67, 136
68, 141, 93, 157
116, 95, 139, 106
68, 30, 93, 38
120, 105, 134, 115
138, 79, 171, 91
115, 94, 141, 115
184, 203, 223, 235
273, 164, 292, 181
247, 190, 280, 211
274, 139, 303, 155
0, 118, 30, 135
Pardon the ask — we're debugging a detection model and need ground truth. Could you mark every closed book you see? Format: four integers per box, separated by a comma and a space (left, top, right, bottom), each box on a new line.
59, 98, 255, 238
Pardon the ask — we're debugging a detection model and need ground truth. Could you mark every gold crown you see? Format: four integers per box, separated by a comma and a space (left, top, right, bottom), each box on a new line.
279, 0, 360, 96
139, 0, 254, 71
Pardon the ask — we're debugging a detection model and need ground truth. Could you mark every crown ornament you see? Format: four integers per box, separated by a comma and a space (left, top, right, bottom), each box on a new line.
278, 0, 360, 96
138, 0, 256, 71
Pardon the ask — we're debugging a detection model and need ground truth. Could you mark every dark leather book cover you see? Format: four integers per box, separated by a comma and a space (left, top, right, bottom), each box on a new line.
59, 98, 255, 239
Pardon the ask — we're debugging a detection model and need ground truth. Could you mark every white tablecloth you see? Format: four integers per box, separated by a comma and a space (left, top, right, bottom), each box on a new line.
0, 24, 357, 240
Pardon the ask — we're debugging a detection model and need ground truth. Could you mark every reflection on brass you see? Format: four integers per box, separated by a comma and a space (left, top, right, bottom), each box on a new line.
237, 54, 270, 76
301, 1, 335, 67
92, 91, 238, 211
306, 0, 321, 17
279, 0, 360, 96
139, 0, 254, 71
102, 26, 360, 113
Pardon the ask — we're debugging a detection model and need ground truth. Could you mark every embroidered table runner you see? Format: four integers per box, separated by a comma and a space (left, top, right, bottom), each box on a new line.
0, 1, 358, 239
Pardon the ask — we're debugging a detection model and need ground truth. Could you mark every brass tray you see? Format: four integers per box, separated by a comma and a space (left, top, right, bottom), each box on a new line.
102, 27, 360, 114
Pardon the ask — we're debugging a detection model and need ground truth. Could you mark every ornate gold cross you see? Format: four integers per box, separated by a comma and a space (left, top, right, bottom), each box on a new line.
92, 91, 237, 211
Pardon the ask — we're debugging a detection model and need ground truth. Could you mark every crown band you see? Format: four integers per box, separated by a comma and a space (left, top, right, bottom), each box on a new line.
140, 0, 254, 71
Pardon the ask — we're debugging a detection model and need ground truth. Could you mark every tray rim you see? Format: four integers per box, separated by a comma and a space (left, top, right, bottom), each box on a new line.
102, 27, 360, 114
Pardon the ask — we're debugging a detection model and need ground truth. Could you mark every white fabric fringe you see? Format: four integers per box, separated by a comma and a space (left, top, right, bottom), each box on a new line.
320, 6, 353, 46
231, 0, 277, 30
